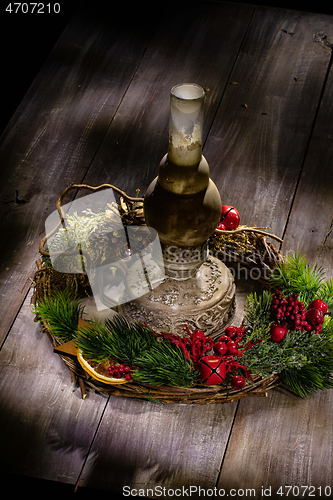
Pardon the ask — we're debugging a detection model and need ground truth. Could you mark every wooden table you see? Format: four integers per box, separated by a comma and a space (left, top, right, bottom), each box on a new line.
1, 1, 333, 496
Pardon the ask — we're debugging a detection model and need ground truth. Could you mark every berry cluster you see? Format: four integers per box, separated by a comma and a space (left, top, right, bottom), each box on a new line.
270, 291, 311, 332
107, 363, 132, 381
270, 291, 328, 337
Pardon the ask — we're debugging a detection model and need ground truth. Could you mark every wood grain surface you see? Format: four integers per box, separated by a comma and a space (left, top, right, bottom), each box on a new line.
1, 1, 333, 496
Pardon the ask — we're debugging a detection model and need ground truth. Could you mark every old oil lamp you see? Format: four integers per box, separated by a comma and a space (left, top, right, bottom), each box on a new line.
119, 84, 235, 337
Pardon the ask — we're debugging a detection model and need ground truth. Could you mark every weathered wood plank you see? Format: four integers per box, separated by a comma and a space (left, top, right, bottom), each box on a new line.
0, 290, 108, 483
217, 388, 333, 498
281, 41, 333, 271
0, 5, 155, 344
205, 7, 333, 237
77, 396, 237, 496
81, 1, 255, 194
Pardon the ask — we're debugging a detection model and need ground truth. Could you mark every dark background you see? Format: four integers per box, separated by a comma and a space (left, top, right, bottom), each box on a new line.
0, 0, 79, 136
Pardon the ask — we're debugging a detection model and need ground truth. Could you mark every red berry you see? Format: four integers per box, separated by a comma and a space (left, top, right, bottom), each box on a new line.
124, 366, 131, 373
220, 205, 240, 230
192, 330, 205, 338
217, 335, 230, 343
270, 323, 287, 343
308, 299, 328, 314
216, 222, 226, 231
224, 326, 238, 340
119, 364, 125, 373
113, 368, 119, 376
226, 341, 238, 355
125, 374, 132, 381
231, 375, 245, 390
213, 342, 228, 356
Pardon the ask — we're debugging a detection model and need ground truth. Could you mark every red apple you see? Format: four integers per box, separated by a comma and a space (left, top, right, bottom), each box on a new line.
307, 299, 328, 314
306, 308, 324, 327
270, 323, 287, 343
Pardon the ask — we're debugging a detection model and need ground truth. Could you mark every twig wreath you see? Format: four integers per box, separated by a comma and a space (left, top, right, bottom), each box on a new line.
31, 184, 333, 403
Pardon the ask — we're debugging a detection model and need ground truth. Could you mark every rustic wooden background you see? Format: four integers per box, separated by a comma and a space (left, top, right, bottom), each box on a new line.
1, 0, 333, 496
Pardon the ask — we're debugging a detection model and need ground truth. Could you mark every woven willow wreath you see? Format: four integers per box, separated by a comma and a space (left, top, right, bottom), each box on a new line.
31, 184, 333, 402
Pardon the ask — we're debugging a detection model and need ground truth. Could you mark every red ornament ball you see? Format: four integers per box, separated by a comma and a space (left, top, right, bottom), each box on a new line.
220, 205, 240, 230
230, 375, 245, 390
307, 299, 328, 314
270, 323, 288, 343
197, 356, 226, 385
213, 341, 228, 356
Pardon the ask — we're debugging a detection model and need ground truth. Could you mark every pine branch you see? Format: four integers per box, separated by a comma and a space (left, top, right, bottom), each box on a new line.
243, 290, 272, 340
269, 253, 326, 305
74, 315, 198, 387
34, 287, 84, 341
133, 341, 199, 387
74, 316, 159, 365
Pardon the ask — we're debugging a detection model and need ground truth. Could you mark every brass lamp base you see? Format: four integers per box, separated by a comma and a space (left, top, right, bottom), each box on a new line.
119, 255, 236, 339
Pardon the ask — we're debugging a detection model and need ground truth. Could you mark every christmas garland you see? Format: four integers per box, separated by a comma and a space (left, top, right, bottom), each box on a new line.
33, 253, 333, 399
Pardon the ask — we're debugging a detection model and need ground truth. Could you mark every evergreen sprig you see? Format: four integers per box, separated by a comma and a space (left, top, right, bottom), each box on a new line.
133, 341, 200, 387
74, 316, 159, 365
281, 316, 333, 397
74, 315, 199, 387
269, 253, 326, 305
34, 287, 84, 341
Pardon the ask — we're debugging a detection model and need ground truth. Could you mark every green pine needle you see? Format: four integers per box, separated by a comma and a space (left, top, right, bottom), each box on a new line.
34, 287, 84, 341
74, 316, 159, 365
133, 341, 199, 387
269, 253, 326, 305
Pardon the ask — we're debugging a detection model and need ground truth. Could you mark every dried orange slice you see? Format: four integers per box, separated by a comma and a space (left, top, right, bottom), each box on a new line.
77, 350, 129, 385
